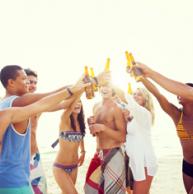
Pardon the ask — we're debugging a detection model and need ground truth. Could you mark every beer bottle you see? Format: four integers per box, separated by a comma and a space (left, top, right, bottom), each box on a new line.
104, 58, 110, 72
128, 83, 133, 95
125, 51, 135, 77
125, 51, 143, 81
83, 66, 94, 99
90, 67, 98, 92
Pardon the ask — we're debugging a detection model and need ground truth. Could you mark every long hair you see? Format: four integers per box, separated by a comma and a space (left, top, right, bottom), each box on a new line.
112, 85, 127, 103
137, 87, 155, 124
70, 106, 86, 136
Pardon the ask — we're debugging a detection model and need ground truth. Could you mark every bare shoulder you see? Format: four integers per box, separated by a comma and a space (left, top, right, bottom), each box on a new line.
12, 93, 34, 107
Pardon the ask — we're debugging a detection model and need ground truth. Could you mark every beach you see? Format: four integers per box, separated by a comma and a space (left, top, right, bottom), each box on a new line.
37, 107, 187, 194
42, 152, 185, 194
0, 0, 193, 193
40, 133, 186, 194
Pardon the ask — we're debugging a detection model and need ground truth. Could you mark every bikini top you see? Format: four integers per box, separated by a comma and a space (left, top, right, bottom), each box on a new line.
51, 130, 85, 148
176, 111, 193, 140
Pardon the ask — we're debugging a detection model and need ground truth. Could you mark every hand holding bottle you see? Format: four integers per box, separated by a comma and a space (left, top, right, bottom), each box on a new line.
87, 116, 96, 125
125, 51, 143, 81
90, 67, 98, 92
83, 66, 95, 99
87, 116, 99, 136
70, 79, 91, 94
134, 62, 153, 78
96, 71, 111, 87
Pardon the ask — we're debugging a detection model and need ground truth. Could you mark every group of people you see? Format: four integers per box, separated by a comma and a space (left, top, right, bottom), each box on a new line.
0, 61, 192, 194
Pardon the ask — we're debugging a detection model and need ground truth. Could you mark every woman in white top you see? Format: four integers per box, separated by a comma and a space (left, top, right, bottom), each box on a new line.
123, 87, 157, 194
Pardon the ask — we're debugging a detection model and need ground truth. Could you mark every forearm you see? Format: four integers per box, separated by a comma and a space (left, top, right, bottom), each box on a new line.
61, 91, 83, 117
12, 89, 71, 122
31, 89, 71, 113
149, 70, 193, 100
141, 78, 161, 99
46, 93, 79, 112
126, 94, 147, 118
67, 91, 83, 112
13, 86, 75, 107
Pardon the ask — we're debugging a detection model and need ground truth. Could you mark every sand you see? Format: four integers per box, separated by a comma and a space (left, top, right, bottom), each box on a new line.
42, 152, 186, 194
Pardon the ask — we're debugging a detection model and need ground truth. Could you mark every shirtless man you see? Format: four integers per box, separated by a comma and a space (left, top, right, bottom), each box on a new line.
131, 62, 193, 194
25, 68, 47, 194
85, 83, 127, 194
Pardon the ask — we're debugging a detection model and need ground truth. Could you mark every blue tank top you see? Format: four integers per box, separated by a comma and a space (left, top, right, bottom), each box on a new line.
0, 96, 31, 188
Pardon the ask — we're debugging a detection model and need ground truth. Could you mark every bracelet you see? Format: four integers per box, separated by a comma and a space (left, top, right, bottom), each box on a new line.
80, 150, 86, 154
66, 87, 73, 96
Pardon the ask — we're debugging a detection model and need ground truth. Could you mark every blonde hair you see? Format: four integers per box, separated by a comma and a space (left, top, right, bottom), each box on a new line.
137, 87, 155, 124
112, 85, 127, 103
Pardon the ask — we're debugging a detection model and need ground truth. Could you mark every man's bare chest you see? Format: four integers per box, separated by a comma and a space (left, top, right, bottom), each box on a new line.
95, 107, 114, 124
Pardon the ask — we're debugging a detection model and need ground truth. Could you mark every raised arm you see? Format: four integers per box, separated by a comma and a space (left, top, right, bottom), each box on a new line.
141, 78, 179, 119
125, 94, 152, 127
60, 91, 83, 123
46, 94, 79, 112
12, 74, 91, 108
0, 83, 89, 143
135, 62, 193, 100
12, 86, 68, 107
12, 86, 86, 123
0, 89, 75, 146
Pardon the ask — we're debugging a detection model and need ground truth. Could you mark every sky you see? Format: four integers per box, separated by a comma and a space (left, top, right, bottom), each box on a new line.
0, 0, 193, 154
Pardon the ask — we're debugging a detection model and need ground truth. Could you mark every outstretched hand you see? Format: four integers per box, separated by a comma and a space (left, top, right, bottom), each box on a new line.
97, 71, 111, 87
126, 62, 149, 81
134, 62, 153, 77
71, 79, 91, 94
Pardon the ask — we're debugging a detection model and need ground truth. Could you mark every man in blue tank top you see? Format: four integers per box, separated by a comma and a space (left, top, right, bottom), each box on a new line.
0, 65, 85, 194
0, 65, 33, 194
